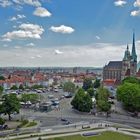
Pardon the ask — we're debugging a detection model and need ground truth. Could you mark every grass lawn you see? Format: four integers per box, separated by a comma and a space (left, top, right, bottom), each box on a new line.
48, 131, 135, 140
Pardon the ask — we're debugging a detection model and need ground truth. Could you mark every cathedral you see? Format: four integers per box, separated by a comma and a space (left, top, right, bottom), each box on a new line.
103, 32, 138, 86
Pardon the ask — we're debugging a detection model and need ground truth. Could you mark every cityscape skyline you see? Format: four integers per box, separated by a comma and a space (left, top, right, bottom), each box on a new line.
0, 0, 140, 67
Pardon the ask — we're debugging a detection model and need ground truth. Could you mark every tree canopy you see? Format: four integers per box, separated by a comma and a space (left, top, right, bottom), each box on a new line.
10, 85, 18, 90
19, 84, 24, 90
122, 77, 140, 84
0, 117, 5, 125
2, 94, 20, 120
82, 78, 93, 91
96, 87, 111, 112
0, 86, 4, 97
71, 88, 92, 112
93, 79, 101, 89
63, 81, 76, 93
117, 83, 140, 112
0, 76, 5, 80
21, 93, 39, 103
31, 85, 43, 89
87, 88, 94, 97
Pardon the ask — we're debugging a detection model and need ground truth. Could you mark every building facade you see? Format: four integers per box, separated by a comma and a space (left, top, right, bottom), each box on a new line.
103, 33, 137, 85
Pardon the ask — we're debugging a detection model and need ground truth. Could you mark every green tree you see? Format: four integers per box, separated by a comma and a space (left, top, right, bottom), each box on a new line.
2, 94, 20, 120
31, 85, 43, 89
96, 87, 110, 101
96, 87, 111, 113
21, 94, 39, 104
0, 76, 5, 80
63, 81, 76, 93
122, 77, 140, 84
10, 85, 18, 90
0, 86, 4, 97
93, 79, 101, 89
0, 117, 5, 125
87, 88, 94, 97
19, 84, 24, 90
97, 100, 111, 112
71, 88, 92, 112
82, 78, 93, 91
117, 83, 140, 112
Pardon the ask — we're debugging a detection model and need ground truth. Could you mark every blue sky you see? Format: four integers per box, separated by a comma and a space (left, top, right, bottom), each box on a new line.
0, 0, 140, 67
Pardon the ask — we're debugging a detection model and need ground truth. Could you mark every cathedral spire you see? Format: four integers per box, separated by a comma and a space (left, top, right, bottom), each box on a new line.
127, 44, 129, 50
131, 31, 137, 62
123, 44, 130, 61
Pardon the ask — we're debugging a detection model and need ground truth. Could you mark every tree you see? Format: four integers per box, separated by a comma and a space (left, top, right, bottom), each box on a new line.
87, 88, 94, 97
10, 85, 18, 90
63, 81, 76, 93
31, 85, 43, 89
97, 100, 111, 112
2, 94, 20, 120
0, 86, 4, 97
96, 87, 110, 101
93, 79, 101, 89
122, 77, 140, 84
19, 84, 24, 90
117, 83, 140, 112
0, 76, 5, 80
82, 78, 93, 91
96, 87, 111, 113
21, 94, 39, 104
71, 88, 92, 112
0, 117, 5, 125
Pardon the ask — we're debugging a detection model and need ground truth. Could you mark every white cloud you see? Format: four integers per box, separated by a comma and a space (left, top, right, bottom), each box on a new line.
55, 49, 63, 55
0, 43, 133, 67
9, 14, 26, 21
13, 25, 17, 28
30, 56, 35, 59
9, 17, 17, 21
26, 43, 35, 47
131, 10, 140, 16
17, 14, 26, 19
1, 38, 12, 42
114, 0, 127, 7
96, 36, 101, 40
33, 7, 52, 17
36, 54, 42, 58
2, 23, 44, 40
0, 0, 41, 7
134, 0, 140, 7
50, 25, 75, 34
0, 0, 12, 7
3, 44, 8, 47
23, 0, 41, 7
14, 46, 22, 49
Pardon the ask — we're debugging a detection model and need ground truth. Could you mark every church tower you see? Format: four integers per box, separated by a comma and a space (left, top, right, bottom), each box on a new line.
121, 44, 131, 80
130, 32, 137, 76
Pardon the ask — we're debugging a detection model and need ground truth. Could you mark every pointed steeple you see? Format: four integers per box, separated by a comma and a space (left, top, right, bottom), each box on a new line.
131, 31, 137, 62
123, 44, 131, 61
127, 44, 129, 50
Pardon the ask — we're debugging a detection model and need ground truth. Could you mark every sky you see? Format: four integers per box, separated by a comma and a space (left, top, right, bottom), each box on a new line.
0, 0, 140, 67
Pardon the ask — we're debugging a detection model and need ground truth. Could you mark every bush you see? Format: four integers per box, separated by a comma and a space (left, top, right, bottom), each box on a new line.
18, 119, 29, 128
0, 117, 5, 125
